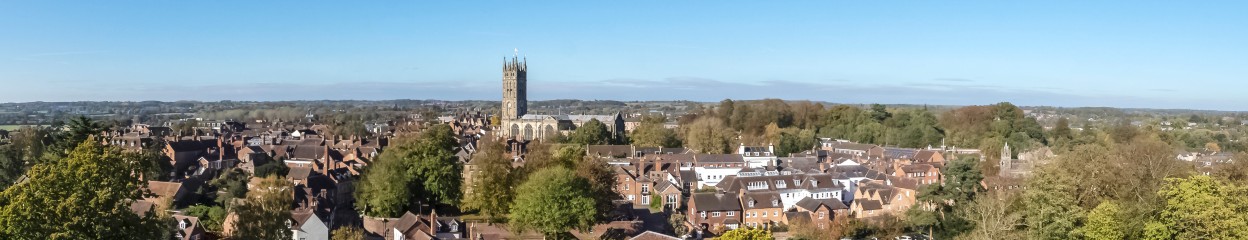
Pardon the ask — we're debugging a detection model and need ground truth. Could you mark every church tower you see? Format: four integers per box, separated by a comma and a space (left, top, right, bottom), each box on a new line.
501, 53, 527, 120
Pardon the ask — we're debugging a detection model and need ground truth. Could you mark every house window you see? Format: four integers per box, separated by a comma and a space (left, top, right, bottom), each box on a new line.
727, 211, 735, 216
774, 211, 778, 216
642, 196, 650, 204
701, 212, 706, 218
819, 212, 826, 219
713, 212, 721, 217
641, 184, 649, 194
627, 195, 635, 201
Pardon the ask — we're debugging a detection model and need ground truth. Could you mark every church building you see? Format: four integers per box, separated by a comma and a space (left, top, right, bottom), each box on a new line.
498, 53, 624, 141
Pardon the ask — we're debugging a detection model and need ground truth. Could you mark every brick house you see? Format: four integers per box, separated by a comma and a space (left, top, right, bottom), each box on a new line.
688, 192, 743, 233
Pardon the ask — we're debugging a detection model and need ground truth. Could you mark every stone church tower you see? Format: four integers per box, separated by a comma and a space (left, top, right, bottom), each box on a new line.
501, 55, 527, 120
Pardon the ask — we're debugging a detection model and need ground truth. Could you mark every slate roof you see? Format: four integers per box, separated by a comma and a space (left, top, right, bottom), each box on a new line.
741, 192, 783, 210
691, 192, 742, 212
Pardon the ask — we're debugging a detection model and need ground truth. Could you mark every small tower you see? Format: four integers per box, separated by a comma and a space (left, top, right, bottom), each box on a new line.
501, 50, 527, 120
1000, 142, 1013, 174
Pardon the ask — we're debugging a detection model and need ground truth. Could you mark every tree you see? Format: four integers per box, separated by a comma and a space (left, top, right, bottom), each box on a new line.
210, 168, 250, 207
0, 140, 168, 239
718, 227, 774, 240
59, 115, 109, 152
0, 146, 23, 190
631, 115, 680, 148
958, 191, 1024, 240
682, 117, 735, 154
1083, 201, 1125, 240
1023, 165, 1086, 240
569, 119, 613, 145
356, 124, 462, 217
668, 213, 689, 237
461, 138, 517, 223
332, 226, 366, 240
253, 159, 290, 177
575, 157, 620, 221
509, 167, 597, 238
1205, 142, 1221, 153
182, 205, 227, 233
1147, 175, 1248, 239
232, 176, 294, 240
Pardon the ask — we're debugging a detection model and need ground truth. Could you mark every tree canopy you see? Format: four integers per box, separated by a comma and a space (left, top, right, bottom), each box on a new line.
0, 140, 168, 239
231, 175, 294, 240
356, 124, 462, 217
509, 167, 597, 238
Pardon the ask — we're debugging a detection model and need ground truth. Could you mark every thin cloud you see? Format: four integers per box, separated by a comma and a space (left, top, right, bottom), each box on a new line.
934, 78, 975, 83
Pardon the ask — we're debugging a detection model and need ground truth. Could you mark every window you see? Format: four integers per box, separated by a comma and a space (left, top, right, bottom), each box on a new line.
627, 195, 635, 201
819, 212, 826, 219
727, 211, 735, 216
641, 185, 649, 193
642, 196, 649, 204
701, 212, 706, 218
713, 212, 721, 217
748, 201, 755, 207
774, 211, 778, 216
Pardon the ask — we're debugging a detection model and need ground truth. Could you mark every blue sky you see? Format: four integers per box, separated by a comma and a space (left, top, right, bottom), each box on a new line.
2, 1, 1247, 110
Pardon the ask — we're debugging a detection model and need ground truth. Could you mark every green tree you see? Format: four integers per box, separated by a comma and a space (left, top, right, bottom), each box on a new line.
1083, 201, 1125, 240
61, 115, 109, 152
631, 115, 680, 148
1147, 175, 1248, 239
0, 140, 168, 239
718, 227, 774, 240
232, 176, 294, 240
356, 124, 462, 217
682, 117, 735, 154
182, 205, 227, 233
253, 159, 290, 177
509, 167, 597, 238
461, 138, 517, 223
332, 226, 366, 240
405, 124, 463, 206
0, 146, 24, 190
211, 168, 250, 207
1023, 161, 1087, 240
569, 119, 613, 145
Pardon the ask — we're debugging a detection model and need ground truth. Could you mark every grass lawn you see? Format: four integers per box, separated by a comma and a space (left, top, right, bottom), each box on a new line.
0, 125, 30, 131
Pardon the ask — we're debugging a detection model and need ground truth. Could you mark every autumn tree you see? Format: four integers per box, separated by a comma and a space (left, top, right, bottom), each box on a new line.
631, 115, 680, 148
332, 226, 366, 240
0, 140, 168, 239
509, 167, 598, 238
957, 191, 1024, 240
231, 176, 294, 240
682, 117, 735, 154
718, 227, 774, 240
461, 138, 517, 223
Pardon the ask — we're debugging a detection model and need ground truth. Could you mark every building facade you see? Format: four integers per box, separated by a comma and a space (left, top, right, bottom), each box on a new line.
497, 54, 625, 141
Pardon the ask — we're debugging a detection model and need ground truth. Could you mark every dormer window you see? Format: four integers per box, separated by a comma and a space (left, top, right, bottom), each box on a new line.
772, 200, 779, 206
748, 200, 755, 208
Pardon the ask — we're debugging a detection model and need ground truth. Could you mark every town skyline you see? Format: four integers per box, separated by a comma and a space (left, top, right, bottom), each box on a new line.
3, 2, 1248, 110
